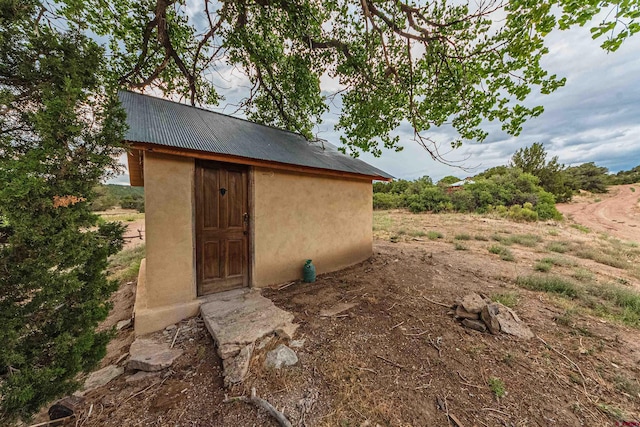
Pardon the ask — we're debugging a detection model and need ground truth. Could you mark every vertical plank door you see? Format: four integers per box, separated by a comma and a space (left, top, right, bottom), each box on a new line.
195, 161, 249, 295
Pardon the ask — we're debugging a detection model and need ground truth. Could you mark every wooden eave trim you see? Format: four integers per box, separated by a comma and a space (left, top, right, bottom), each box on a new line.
126, 149, 144, 187
127, 141, 392, 182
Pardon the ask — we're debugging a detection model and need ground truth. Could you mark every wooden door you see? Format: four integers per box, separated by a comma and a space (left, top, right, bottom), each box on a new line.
195, 161, 249, 295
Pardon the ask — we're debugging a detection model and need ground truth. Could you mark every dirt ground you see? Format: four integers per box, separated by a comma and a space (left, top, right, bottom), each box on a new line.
558, 183, 640, 243
46, 186, 640, 426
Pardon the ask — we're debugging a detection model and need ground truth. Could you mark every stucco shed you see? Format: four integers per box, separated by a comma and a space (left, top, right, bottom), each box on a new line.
119, 91, 393, 335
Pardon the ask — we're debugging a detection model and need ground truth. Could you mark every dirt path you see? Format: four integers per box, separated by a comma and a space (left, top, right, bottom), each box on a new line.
558, 184, 640, 243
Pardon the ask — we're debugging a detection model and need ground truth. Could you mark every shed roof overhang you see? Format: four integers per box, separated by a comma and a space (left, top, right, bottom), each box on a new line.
126, 141, 393, 186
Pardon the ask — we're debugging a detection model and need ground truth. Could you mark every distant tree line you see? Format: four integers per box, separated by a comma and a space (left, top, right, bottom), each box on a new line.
90, 184, 145, 212
374, 142, 640, 219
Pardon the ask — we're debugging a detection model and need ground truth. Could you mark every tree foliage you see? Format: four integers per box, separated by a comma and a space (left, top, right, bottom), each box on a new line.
510, 142, 573, 202
0, 2, 126, 421
373, 169, 561, 220
565, 162, 610, 193
48, 0, 640, 160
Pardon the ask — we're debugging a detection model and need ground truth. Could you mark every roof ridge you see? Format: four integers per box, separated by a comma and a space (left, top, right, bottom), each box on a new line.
117, 89, 310, 140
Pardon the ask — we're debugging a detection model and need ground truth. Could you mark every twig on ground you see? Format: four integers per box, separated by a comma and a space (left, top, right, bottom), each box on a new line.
389, 321, 405, 331
170, 326, 181, 348
375, 354, 406, 369
278, 281, 296, 290
481, 407, 510, 416
224, 387, 293, 427
387, 302, 398, 311
457, 371, 482, 389
423, 296, 452, 308
121, 378, 167, 407
448, 412, 465, 427
428, 335, 443, 358
537, 336, 591, 401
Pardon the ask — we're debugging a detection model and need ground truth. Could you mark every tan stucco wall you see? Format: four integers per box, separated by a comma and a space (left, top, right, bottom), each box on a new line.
134, 155, 374, 334
134, 152, 197, 334
252, 167, 373, 286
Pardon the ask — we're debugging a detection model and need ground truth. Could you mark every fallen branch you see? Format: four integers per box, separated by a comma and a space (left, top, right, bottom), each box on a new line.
423, 296, 452, 309
537, 336, 591, 401
457, 371, 482, 389
389, 321, 405, 331
349, 365, 378, 374
225, 387, 293, 427
278, 281, 296, 290
170, 326, 181, 348
375, 354, 405, 369
481, 407, 510, 416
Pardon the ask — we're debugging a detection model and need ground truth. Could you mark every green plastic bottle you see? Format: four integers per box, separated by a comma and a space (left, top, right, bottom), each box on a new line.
303, 259, 316, 283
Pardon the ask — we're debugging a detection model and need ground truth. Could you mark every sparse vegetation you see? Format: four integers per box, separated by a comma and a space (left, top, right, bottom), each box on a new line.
488, 377, 506, 398
427, 231, 443, 240
534, 261, 552, 272
454, 233, 471, 240
570, 223, 591, 233
539, 256, 577, 267
574, 248, 628, 269
547, 242, 570, 253
108, 245, 146, 283
516, 275, 580, 298
454, 242, 468, 251
488, 245, 515, 261
492, 292, 519, 308
572, 268, 595, 282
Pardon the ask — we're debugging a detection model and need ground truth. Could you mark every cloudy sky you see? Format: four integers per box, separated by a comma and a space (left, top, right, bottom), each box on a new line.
109, 13, 640, 185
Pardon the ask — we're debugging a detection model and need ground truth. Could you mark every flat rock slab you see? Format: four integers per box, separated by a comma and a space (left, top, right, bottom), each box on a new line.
319, 302, 357, 317
201, 289, 298, 360
128, 338, 183, 372
126, 371, 161, 383
80, 365, 123, 394
496, 306, 534, 339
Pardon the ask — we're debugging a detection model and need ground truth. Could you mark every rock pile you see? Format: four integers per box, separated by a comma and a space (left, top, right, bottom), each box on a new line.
454, 293, 534, 339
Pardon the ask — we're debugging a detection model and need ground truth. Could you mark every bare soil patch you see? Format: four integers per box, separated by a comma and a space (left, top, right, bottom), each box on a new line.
558, 184, 640, 243
41, 196, 640, 426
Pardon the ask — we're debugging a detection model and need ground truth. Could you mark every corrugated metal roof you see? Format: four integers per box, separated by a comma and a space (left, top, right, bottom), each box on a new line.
119, 90, 393, 179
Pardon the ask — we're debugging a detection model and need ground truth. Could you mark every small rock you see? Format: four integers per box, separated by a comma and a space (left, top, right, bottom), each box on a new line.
290, 339, 306, 349
481, 303, 501, 334
128, 338, 183, 372
461, 293, 486, 314
495, 305, 533, 339
116, 319, 132, 331
126, 371, 161, 383
80, 365, 124, 394
264, 344, 298, 369
462, 318, 487, 332
319, 302, 357, 317
223, 343, 254, 386
455, 305, 479, 320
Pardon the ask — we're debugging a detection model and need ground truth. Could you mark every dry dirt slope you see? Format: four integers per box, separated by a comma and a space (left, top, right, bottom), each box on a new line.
55, 186, 640, 427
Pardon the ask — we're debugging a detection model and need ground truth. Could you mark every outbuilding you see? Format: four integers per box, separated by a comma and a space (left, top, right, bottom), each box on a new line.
118, 91, 393, 334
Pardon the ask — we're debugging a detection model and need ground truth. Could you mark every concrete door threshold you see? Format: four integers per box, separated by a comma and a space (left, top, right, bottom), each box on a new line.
200, 288, 298, 385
